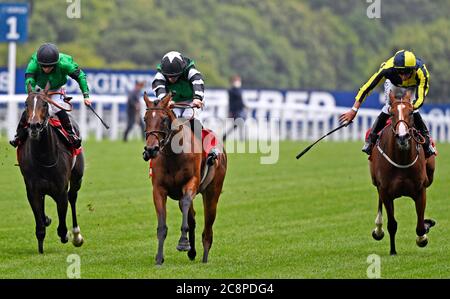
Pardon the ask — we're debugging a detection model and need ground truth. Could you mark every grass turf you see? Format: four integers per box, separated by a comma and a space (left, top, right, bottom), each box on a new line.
0, 138, 449, 278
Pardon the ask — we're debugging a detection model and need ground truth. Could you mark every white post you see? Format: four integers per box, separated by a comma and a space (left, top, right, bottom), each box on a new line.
7, 41, 17, 139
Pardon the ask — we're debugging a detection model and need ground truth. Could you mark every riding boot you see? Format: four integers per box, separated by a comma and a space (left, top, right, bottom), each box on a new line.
56, 110, 81, 148
9, 110, 28, 148
189, 118, 203, 141
362, 112, 390, 155
413, 112, 436, 158
207, 148, 219, 166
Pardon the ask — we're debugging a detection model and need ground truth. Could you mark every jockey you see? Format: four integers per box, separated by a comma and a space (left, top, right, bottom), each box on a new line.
9, 43, 91, 149
340, 50, 436, 158
151, 51, 204, 128
151, 51, 218, 163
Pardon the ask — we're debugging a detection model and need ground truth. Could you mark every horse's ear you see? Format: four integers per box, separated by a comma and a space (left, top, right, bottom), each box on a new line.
27, 83, 32, 94
160, 92, 172, 108
389, 90, 396, 103
143, 91, 152, 108
44, 81, 51, 94
404, 90, 412, 102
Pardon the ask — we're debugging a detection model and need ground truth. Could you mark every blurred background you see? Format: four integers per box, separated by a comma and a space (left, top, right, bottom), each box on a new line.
1, 0, 449, 141
1, 0, 449, 100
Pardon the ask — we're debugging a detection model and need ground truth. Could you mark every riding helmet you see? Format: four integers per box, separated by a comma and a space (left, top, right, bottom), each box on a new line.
393, 50, 416, 71
37, 43, 60, 66
160, 51, 187, 77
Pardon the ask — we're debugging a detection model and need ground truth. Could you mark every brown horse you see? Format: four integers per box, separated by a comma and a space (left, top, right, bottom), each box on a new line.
142, 92, 227, 265
18, 83, 84, 253
370, 89, 436, 255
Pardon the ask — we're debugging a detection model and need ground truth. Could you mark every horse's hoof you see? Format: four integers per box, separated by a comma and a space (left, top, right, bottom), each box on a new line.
177, 243, 191, 252
424, 219, 436, 227
390, 251, 397, 256
72, 236, 84, 247
60, 232, 69, 244
155, 256, 164, 265
372, 229, 384, 241
188, 249, 196, 261
44, 216, 52, 227
416, 235, 428, 247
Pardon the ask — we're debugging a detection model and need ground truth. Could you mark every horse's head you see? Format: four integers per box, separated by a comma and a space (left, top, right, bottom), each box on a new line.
25, 82, 51, 140
389, 89, 414, 151
142, 92, 176, 161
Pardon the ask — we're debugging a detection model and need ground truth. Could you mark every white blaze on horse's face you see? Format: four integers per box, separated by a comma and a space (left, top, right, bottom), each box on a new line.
397, 104, 408, 137
152, 111, 156, 118
31, 96, 37, 121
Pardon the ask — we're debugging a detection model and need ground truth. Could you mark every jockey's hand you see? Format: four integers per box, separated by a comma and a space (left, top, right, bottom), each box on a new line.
192, 99, 203, 108
339, 109, 357, 125
168, 100, 175, 108
84, 98, 92, 106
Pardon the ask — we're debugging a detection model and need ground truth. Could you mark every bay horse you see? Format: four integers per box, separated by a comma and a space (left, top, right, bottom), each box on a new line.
17, 83, 84, 253
142, 92, 227, 265
370, 89, 436, 255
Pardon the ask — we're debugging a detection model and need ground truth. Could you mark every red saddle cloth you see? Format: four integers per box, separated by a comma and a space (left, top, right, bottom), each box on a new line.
48, 118, 83, 157
201, 128, 221, 159
149, 128, 221, 178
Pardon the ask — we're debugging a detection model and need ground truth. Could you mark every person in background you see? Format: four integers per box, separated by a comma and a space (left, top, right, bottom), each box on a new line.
223, 74, 246, 141
123, 81, 146, 142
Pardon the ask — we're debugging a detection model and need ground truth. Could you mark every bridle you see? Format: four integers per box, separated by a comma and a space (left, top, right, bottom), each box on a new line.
377, 102, 426, 168
26, 92, 64, 168
145, 103, 195, 152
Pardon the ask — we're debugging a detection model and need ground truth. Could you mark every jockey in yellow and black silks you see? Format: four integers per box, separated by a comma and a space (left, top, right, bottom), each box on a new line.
339, 50, 435, 157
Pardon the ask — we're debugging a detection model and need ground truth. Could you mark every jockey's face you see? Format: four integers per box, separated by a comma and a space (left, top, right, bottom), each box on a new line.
41, 66, 54, 74
167, 75, 179, 84
397, 69, 413, 81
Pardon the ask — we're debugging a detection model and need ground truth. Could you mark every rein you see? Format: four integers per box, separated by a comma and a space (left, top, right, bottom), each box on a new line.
377, 113, 425, 169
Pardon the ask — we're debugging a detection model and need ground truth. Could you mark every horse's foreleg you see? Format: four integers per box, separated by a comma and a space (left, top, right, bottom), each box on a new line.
383, 197, 397, 255
177, 191, 193, 252
372, 196, 384, 241
55, 192, 69, 244
415, 189, 429, 247
153, 188, 168, 265
27, 189, 46, 254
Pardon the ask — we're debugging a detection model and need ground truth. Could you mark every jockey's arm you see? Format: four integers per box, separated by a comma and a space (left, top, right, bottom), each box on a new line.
69, 68, 91, 106
24, 57, 39, 92
339, 64, 388, 124
188, 68, 204, 103
413, 66, 430, 110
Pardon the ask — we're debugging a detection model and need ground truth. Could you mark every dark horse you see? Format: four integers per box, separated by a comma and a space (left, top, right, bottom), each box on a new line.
370, 89, 436, 255
142, 92, 227, 265
17, 83, 84, 253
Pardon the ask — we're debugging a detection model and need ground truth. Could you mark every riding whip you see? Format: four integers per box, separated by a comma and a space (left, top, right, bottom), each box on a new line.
87, 104, 110, 130
296, 121, 352, 159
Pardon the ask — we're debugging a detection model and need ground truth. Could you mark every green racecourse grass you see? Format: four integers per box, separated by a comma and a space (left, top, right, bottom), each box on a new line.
0, 137, 449, 279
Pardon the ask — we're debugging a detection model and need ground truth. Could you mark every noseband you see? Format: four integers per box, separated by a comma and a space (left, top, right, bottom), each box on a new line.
392, 116, 425, 144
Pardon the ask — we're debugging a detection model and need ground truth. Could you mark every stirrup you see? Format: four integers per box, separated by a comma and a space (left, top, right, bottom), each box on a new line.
362, 141, 373, 155
68, 135, 82, 149
207, 148, 219, 166
9, 139, 19, 148
424, 145, 436, 158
